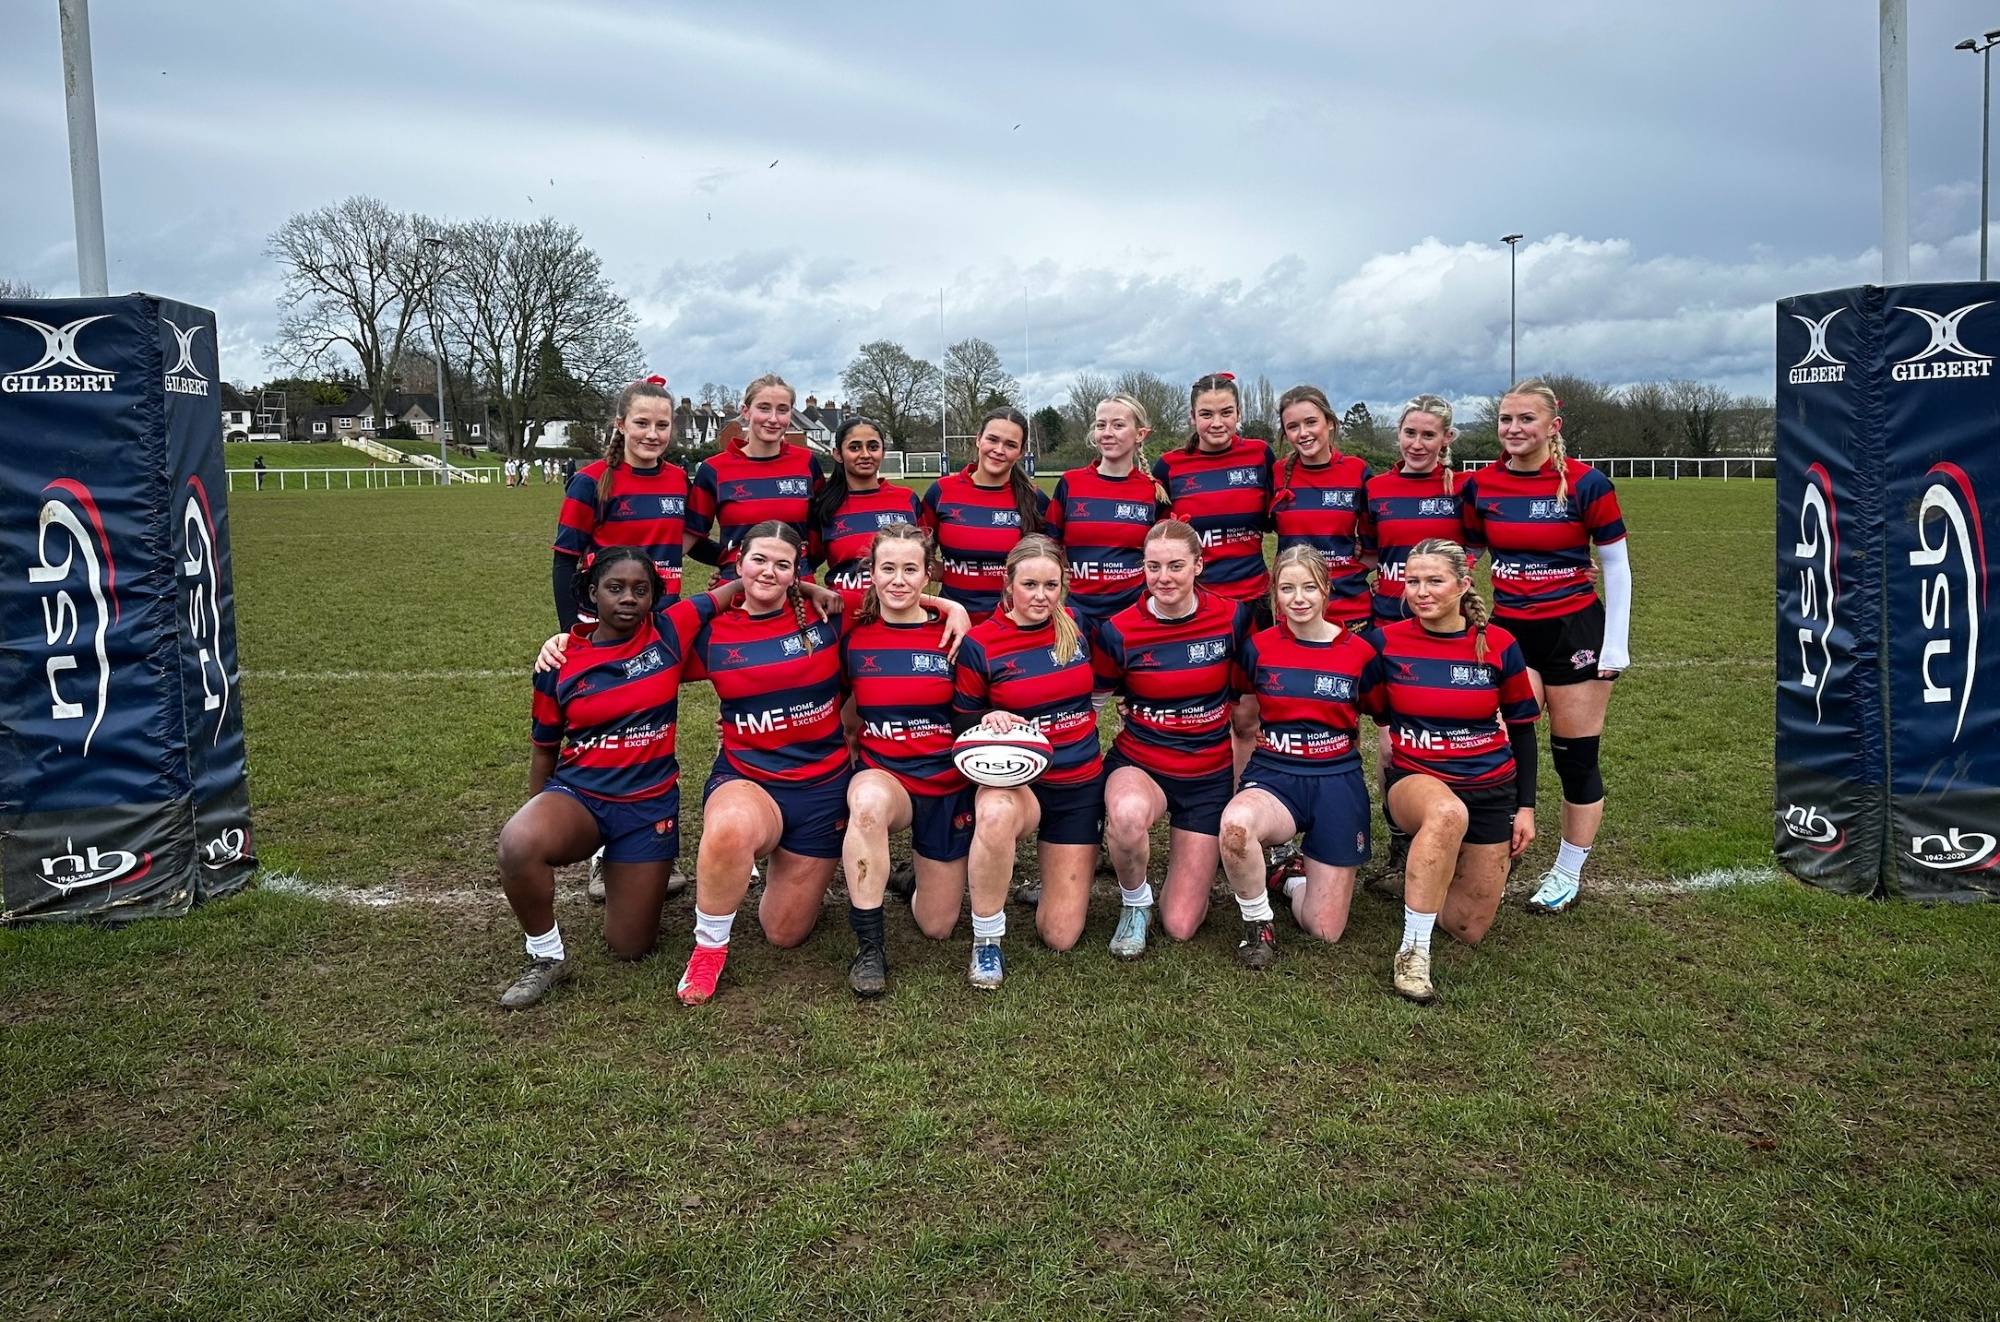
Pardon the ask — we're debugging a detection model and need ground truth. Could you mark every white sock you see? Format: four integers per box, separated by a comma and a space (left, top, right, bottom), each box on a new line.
1119, 881, 1154, 909
693, 907, 736, 948
1282, 873, 1306, 899
1236, 892, 1274, 923
1554, 839, 1591, 884
1401, 907, 1437, 954
524, 922, 565, 961
971, 909, 1006, 942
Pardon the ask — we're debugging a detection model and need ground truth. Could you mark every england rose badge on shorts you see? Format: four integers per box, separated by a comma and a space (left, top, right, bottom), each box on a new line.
656, 817, 676, 834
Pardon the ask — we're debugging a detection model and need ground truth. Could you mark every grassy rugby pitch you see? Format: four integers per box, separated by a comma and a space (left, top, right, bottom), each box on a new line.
4, 480, 1998, 1319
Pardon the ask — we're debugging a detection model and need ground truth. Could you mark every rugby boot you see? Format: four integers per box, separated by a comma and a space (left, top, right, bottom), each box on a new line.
969, 940, 1005, 990
500, 957, 570, 1010
1524, 868, 1581, 915
1393, 946, 1437, 1004
676, 944, 729, 1006
848, 943, 889, 999
1108, 904, 1152, 961
586, 849, 606, 904
884, 862, 917, 904
1236, 919, 1277, 971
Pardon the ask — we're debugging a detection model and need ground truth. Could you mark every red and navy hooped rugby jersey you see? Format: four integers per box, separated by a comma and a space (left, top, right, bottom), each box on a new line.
1270, 453, 1372, 616
1363, 466, 1475, 621
1152, 437, 1275, 602
687, 438, 825, 580
1361, 619, 1539, 790
553, 460, 690, 601
842, 611, 965, 795
952, 610, 1102, 786
1093, 591, 1253, 778
1234, 624, 1375, 773
815, 482, 923, 596
530, 596, 718, 800
920, 470, 1050, 619
1458, 459, 1626, 621
1045, 464, 1165, 622
684, 603, 848, 785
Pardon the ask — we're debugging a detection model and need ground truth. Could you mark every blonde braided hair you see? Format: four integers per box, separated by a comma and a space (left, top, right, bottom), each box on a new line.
1408, 537, 1489, 664
1396, 393, 1458, 494
1504, 378, 1568, 511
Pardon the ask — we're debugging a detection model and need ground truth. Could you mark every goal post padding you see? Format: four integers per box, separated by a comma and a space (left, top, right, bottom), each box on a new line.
0, 295, 254, 923
1776, 282, 1999, 901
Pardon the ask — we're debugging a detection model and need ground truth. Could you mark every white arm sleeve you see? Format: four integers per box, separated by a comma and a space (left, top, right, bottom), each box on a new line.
1597, 538, 1632, 672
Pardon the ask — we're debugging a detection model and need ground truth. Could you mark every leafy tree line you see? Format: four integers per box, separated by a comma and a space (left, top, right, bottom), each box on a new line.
268, 195, 640, 459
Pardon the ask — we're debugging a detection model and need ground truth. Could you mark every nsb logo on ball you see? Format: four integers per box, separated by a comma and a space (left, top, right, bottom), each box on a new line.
952, 724, 1053, 788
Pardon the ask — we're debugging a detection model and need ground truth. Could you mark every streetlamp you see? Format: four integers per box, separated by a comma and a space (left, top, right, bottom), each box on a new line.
1501, 234, 1524, 386
1956, 30, 2000, 280
420, 235, 453, 484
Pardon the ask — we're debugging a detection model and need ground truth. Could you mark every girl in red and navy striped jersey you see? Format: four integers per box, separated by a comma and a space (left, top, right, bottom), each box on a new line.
920, 406, 1050, 620
1220, 547, 1379, 950
810, 415, 923, 614
1152, 373, 1276, 773
838, 525, 975, 998
1045, 393, 1167, 640
951, 536, 1104, 987
552, 378, 690, 628
675, 521, 970, 1006
1458, 379, 1631, 917
685, 375, 825, 581
1093, 520, 1256, 962
1363, 395, 1474, 627
1363, 538, 1541, 1005
1269, 385, 1372, 628
499, 548, 743, 1010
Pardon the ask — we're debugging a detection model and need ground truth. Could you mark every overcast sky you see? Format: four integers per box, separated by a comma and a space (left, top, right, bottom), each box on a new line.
3, 1, 1998, 411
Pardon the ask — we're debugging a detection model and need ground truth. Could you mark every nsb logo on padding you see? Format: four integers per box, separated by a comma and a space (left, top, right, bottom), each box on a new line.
1892, 302, 1993, 381
1789, 463, 1839, 724
31, 479, 119, 755
2, 314, 117, 393
1787, 309, 1846, 385
1908, 463, 1987, 741
180, 476, 231, 739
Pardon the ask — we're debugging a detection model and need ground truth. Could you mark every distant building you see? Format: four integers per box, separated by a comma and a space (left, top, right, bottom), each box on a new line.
219, 383, 255, 443
300, 389, 484, 445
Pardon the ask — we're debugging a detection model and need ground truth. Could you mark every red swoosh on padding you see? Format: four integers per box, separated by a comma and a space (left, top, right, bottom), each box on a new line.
1929, 463, 1987, 613
1806, 463, 1839, 601
45, 478, 118, 622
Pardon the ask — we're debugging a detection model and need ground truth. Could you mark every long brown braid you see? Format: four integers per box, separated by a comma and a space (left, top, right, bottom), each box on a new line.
1504, 378, 1569, 511
740, 520, 819, 655
1408, 537, 1489, 664
1273, 384, 1342, 502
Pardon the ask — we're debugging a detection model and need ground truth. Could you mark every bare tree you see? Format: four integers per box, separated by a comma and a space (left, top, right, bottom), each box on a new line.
1618, 381, 1675, 456
841, 340, 940, 451
1665, 379, 1731, 456
1539, 373, 1617, 457
1060, 370, 1113, 438
698, 382, 739, 411
431, 217, 642, 459
1114, 370, 1188, 439
942, 338, 1018, 437
269, 196, 435, 435
1244, 374, 1278, 430
0, 278, 45, 299
1720, 394, 1776, 454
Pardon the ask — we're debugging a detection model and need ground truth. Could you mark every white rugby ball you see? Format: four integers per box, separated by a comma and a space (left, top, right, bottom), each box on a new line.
952, 725, 1054, 788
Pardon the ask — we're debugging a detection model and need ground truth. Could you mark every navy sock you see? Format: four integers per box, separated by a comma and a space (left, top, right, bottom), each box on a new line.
848, 903, 885, 950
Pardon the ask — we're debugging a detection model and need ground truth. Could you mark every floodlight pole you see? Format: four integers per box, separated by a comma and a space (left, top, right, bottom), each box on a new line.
1883, 0, 1910, 284
58, 0, 108, 296
1956, 32, 2000, 279
1501, 234, 1524, 386
422, 236, 451, 484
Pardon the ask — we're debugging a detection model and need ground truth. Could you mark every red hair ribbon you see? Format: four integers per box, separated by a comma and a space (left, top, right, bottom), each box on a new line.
1212, 371, 1235, 382
643, 374, 667, 386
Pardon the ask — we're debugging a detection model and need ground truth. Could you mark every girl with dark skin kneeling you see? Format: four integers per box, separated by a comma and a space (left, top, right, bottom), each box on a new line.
498, 549, 747, 1009
838, 524, 975, 997
1218, 546, 1379, 958
1365, 538, 1541, 1003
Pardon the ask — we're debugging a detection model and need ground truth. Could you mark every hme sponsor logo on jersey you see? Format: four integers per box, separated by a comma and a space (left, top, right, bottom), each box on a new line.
1890, 302, 1992, 381
2, 314, 117, 393
1789, 463, 1839, 725
1907, 464, 1986, 741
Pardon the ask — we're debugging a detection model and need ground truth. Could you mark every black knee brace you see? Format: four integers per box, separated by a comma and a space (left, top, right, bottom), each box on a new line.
1548, 734, 1604, 805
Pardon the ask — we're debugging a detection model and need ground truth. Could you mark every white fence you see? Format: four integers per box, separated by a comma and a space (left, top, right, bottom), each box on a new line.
227, 466, 503, 492
1459, 455, 1774, 480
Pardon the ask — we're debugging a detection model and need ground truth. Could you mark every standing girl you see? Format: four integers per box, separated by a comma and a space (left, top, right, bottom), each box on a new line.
1457, 380, 1630, 915
921, 406, 1050, 620
1269, 385, 1372, 629
811, 415, 923, 613
1363, 395, 1473, 627
1093, 521, 1254, 961
1152, 373, 1275, 773
838, 525, 976, 997
552, 377, 689, 628
685, 375, 825, 581
1365, 539, 1541, 1003
1045, 394, 1167, 643
951, 536, 1105, 988
1219, 547, 1377, 958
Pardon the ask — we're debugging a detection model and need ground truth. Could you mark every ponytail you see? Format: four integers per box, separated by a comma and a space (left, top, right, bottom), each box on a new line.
600, 375, 673, 523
